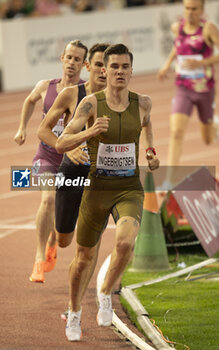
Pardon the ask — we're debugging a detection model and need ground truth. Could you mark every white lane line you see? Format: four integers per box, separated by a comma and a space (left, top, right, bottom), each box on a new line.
0, 144, 36, 157
0, 224, 35, 230
0, 214, 35, 225
0, 220, 35, 239
0, 229, 20, 239
0, 190, 34, 200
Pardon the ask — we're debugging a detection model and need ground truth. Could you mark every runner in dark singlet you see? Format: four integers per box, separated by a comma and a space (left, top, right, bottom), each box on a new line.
38, 43, 109, 248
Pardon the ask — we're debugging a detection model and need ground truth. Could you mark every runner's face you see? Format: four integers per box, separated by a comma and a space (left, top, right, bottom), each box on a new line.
88, 51, 106, 88
183, 0, 203, 25
106, 54, 132, 89
61, 44, 86, 77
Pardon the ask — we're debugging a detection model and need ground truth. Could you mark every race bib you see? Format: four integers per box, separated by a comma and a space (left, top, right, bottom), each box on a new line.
81, 141, 90, 166
96, 143, 136, 176
52, 118, 64, 137
177, 55, 204, 79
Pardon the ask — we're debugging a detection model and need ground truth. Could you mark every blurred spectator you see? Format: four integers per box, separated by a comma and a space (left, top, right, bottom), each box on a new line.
23, 0, 35, 16
73, 0, 95, 12
95, 0, 124, 10
126, 0, 145, 7
0, 0, 184, 19
4, 0, 26, 18
0, 0, 9, 18
58, 0, 74, 15
34, 0, 61, 16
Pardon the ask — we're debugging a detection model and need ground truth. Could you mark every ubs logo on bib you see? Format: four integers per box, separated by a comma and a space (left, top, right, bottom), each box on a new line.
115, 146, 129, 152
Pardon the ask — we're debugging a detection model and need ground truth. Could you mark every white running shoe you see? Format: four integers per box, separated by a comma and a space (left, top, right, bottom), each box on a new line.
66, 309, 82, 341
97, 293, 113, 327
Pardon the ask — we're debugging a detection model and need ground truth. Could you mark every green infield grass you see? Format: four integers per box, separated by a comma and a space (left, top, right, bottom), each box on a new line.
121, 253, 219, 350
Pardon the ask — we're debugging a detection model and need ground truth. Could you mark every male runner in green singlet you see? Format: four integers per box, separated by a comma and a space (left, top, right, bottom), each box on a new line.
56, 43, 160, 341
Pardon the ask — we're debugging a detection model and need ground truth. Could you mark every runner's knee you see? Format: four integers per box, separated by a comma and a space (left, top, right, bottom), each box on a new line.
115, 217, 139, 255
116, 238, 134, 256
56, 231, 74, 248
170, 127, 185, 140
75, 246, 97, 272
41, 192, 55, 209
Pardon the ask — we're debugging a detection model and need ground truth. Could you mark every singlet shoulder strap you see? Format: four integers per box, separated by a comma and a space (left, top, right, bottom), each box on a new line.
78, 83, 86, 102
72, 83, 87, 123
95, 90, 105, 101
43, 78, 61, 114
49, 78, 61, 85
95, 90, 138, 102
129, 91, 138, 101
177, 19, 185, 34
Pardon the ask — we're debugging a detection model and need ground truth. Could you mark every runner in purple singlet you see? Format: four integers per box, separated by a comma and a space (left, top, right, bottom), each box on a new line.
14, 40, 88, 283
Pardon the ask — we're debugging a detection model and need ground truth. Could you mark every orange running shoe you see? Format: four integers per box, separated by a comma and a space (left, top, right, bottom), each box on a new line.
44, 242, 57, 272
29, 261, 45, 283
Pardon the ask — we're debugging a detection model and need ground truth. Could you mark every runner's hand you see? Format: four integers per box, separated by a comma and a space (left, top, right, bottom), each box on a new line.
158, 66, 169, 80
91, 117, 110, 137
146, 151, 160, 171
67, 145, 88, 165
14, 129, 26, 145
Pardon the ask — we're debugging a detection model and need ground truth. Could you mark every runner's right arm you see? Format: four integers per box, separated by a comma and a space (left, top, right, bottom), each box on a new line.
158, 22, 179, 80
14, 80, 49, 145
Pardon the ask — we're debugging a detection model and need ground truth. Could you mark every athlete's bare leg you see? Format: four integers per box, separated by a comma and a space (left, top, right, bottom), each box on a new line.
200, 122, 214, 145
100, 216, 139, 295
69, 241, 100, 311
35, 189, 55, 262
47, 229, 56, 247
166, 113, 190, 184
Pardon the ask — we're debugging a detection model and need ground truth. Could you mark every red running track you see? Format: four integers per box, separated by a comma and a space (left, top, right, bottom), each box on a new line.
0, 70, 219, 349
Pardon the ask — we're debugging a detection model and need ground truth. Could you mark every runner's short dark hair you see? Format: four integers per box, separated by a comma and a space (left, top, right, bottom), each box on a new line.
104, 44, 133, 67
88, 43, 110, 62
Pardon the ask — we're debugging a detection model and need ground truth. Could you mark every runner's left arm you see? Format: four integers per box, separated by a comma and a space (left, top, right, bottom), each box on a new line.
204, 22, 219, 65
139, 95, 159, 171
